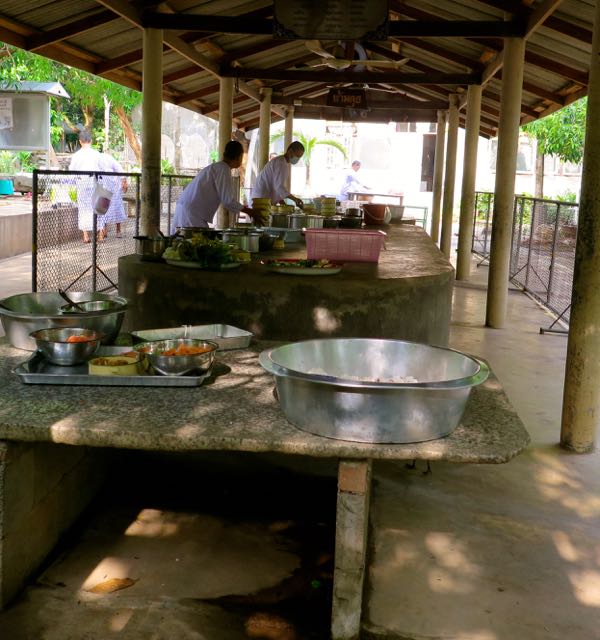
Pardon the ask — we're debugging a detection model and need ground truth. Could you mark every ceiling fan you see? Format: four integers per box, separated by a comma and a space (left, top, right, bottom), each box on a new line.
304, 40, 409, 71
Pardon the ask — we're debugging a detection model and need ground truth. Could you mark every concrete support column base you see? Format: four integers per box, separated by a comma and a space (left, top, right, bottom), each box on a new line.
0, 441, 107, 608
331, 458, 372, 640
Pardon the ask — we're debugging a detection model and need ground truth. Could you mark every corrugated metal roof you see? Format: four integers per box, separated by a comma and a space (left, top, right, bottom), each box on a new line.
0, 0, 596, 136
0, 80, 70, 98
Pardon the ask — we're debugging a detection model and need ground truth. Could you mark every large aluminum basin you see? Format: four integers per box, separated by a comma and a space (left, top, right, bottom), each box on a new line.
259, 338, 488, 444
0, 292, 127, 351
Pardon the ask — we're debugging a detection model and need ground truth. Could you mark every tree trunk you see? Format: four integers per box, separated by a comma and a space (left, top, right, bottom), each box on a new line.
116, 106, 142, 165
534, 140, 544, 198
174, 108, 182, 172
82, 105, 95, 131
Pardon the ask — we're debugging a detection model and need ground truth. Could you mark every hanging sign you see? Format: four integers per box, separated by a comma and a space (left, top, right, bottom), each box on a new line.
326, 89, 368, 110
0, 97, 13, 130
274, 0, 389, 41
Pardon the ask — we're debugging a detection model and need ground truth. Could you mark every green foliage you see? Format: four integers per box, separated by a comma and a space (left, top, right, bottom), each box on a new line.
14, 151, 36, 172
270, 130, 347, 166
0, 42, 142, 154
522, 99, 587, 164
161, 158, 174, 174
0, 151, 16, 174
209, 150, 219, 163
554, 189, 578, 203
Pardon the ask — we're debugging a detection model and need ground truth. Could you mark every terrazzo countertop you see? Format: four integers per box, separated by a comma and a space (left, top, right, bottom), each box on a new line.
0, 340, 530, 463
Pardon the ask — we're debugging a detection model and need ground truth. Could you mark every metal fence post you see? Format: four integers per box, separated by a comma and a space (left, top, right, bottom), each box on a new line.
547, 202, 562, 306
32, 169, 39, 292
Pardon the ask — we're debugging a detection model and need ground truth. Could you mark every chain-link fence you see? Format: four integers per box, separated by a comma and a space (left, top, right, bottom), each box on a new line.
33, 170, 193, 293
472, 191, 494, 260
472, 191, 578, 325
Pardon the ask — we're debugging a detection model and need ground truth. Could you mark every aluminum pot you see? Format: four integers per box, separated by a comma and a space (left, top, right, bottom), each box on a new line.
222, 229, 261, 252
133, 235, 168, 261
288, 214, 306, 229
269, 212, 289, 228
259, 338, 489, 444
0, 292, 128, 351
304, 215, 324, 229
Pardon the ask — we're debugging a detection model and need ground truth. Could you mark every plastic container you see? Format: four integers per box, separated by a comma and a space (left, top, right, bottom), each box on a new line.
305, 229, 386, 263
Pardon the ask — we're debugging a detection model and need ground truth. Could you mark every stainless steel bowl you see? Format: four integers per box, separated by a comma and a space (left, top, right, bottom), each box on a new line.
259, 338, 489, 444
0, 292, 128, 351
304, 215, 324, 229
60, 300, 125, 314
29, 327, 103, 366
133, 338, 218, 376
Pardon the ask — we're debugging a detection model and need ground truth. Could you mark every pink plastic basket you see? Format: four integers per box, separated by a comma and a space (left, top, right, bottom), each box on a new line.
305, 229, 386, 263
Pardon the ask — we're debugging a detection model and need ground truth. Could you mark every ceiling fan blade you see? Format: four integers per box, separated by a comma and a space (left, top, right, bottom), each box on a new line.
325, 58, 353, 70
305, 39, 335, 59
350, 58, 410, 68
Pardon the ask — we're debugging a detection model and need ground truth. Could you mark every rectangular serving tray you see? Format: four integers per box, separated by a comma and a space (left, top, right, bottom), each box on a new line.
130, 324, 252, 350
13, 346, 211, 387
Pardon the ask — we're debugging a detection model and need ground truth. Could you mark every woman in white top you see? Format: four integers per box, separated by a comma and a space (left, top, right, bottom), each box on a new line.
252, 141, 305, 207
172, 141, 263, 233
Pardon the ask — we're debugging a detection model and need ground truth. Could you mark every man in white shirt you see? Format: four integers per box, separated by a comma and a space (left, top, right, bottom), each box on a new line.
252, 141, 305, 207
69, 130, 104, 243
339, 160, 369, 202
172, 141, 262, 232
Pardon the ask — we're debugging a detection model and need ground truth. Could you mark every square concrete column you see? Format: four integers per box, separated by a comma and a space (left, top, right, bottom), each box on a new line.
456, 84, 483, 281
331, 459, 372, 640
141, 27, 163, 236
440, 95, 459, 258
431, 110, 447, 245
561, 0, 600, 452
258, 88, 273, 171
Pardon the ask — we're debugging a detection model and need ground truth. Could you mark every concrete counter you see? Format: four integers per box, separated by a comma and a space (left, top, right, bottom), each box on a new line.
118, 225, 455, 345
0, 340, 529, 637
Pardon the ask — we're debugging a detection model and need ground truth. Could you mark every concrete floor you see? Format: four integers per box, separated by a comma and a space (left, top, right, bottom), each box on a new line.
1, 250, 599, 640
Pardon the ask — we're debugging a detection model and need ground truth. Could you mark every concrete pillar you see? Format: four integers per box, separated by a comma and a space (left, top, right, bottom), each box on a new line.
331, 459, 372, 640
217, 77, 234, 229
431, 111, 446, 244
141, 28, 163, 236
560, 0, 600, 452
258, 87, 272, 171
440, 95, 459, 258
456, 84, 483, 280
485, 37, 525, 328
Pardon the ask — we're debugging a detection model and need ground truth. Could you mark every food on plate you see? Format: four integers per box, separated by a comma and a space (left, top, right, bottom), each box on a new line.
163, 235, 238, 267
265, 258, 339, 269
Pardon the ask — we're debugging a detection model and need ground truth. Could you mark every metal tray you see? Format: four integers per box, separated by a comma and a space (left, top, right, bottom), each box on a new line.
131, 324, 252, 350
13, 346, 211, 387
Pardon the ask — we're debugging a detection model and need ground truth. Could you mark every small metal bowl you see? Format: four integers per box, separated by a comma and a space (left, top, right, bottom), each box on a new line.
133, 338, 218, 376
29, 327, 103, 366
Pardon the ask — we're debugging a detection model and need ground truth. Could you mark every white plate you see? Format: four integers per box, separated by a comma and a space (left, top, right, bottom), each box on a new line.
165, 260, 241, 270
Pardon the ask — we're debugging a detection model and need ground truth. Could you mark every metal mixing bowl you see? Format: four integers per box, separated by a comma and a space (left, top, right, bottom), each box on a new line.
133, 338, 218, 376
0, 292, 128, 351
29, 327, 103, 366
259, 338, 489, 444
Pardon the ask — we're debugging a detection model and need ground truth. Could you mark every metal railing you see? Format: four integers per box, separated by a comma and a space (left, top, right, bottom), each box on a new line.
32, 169, 193, 292
472, 191, 578, 326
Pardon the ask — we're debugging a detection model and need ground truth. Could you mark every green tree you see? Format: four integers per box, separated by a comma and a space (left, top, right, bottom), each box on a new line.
522, 98, 586, 198
270, 130, 347, 187
0, 43, 142, 162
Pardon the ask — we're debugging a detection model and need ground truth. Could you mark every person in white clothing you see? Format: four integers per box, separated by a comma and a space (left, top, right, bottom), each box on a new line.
171, 141, 262, 233
252, 141, 305, 207
99, 152, 127, 238
68, 130, 105, 243
338, 160, 369, 202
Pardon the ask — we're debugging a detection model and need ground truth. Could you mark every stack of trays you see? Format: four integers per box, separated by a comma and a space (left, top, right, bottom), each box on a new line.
252, 198, 272, 221
317, 197, 337, 217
